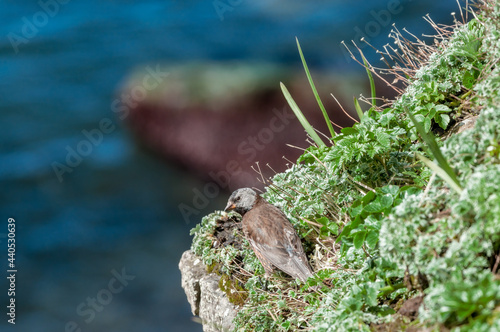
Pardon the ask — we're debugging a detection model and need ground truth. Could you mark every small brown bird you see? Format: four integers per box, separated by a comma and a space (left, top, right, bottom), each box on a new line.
224, 188, 314, 283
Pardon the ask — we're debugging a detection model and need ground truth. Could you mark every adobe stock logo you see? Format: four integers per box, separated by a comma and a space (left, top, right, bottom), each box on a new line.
7, 0, 72, 54
65, 267, 135, 332
212, 0, 243, 21
341, 0, 406, 62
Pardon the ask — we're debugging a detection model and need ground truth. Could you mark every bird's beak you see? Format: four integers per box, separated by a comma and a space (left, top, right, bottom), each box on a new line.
224, 202, 236, 212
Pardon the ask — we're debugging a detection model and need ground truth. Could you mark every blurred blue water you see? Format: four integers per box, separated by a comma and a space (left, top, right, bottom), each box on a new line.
0, 0, 458, 331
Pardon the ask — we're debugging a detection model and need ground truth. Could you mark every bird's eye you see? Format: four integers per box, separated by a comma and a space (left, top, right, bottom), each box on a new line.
235, 196, 241, 202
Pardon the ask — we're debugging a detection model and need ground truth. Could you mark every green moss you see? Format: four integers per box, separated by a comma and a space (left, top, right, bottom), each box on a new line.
218, 274, 248, 306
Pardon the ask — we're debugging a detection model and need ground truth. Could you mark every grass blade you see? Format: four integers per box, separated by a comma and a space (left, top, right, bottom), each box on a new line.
360, 50, 377, 108
416, 153, 463, 194
353, 97, 364, 121
296, 37, 336, 138
406, 106, 462, 193
280, 82, 326, 147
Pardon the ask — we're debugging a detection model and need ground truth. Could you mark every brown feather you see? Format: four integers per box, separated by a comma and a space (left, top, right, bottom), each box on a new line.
242, 196, 313, 283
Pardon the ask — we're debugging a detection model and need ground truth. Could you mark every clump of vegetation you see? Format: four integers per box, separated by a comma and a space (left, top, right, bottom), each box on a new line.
190, 0, 500, 330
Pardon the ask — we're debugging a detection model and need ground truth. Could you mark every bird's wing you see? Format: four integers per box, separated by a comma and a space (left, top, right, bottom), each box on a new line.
243, 203, 313, 282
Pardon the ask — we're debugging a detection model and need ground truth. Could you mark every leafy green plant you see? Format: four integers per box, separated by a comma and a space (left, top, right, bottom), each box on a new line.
337, 185, 422, 254
438, 271, 500, 326
189, 2, 500, 331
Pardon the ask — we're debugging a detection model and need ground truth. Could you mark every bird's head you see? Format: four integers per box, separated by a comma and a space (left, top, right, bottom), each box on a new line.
224, 188, 257, 215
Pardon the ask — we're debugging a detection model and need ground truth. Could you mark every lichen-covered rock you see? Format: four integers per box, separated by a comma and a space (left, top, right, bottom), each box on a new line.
179, 250, 205, 316
199, 274, 238, 332
179, 250, 238, 332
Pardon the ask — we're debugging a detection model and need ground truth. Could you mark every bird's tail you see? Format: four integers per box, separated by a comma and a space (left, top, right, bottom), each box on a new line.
291, 258, 314, 283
